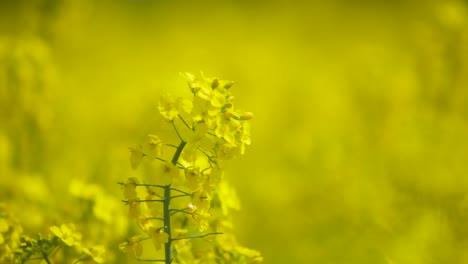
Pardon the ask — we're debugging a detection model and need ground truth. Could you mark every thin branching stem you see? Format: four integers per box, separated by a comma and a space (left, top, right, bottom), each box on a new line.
172, 122, 183, 141
169, 208, 192, 216
201, 167, 211, 174
142, 153, 167, 163
178, 114, 193, 130
197, 147, 212, 160
122, 199, 165, 203
170, 188, 191, 196
164, 143, 178, 148
41, 251, 52, 264
48, 243, 62, 258
171, 232, 223, 242
135, 183, 166, 189
171, 194, 191, 199
72, 255, 85, 264
163, 185, 172, 264
136, 258, 166, 262
147, 217, 164, 221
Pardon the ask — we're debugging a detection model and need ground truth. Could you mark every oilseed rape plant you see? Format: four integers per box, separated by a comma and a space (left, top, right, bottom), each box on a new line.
118, 73, 262, 263
0, 205, 106, 263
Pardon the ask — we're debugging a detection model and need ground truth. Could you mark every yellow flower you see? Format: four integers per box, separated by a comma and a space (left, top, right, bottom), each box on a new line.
215, 142, 240, 160
185, 167, 201, 191
238, 111, 253, 120
201, 166, 223, 192
181, 122, 211, 163
123, 177, 139, 200
137, 215, 154, 233
83, 246, 106, 263
235, 121, 251, 155
187, 204, 210, 232
158, 93, 178, 122
235, 246, 263, 263
119, 236, 143, 258
158, 161, 179, 185
144, 134, 162, 158
129, 145, 144, 170
180, 72, 201, 93
0, 218, 8, 233
191, 191, 211, 213
215, 112, 241, 145
128, 198, 141, 218
50, 223, 82, 247
147, 227, 168, 251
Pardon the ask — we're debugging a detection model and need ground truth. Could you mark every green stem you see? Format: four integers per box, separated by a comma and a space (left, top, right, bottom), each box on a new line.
177, 114, 193, 130
136, 258, 166, 262
147, 217, 164, 221
171, 232, 223, 241
169, 208, 192, 216
170, 194, 191, 199
163, 140, 187, 264
136, 183, 166, 188
122, 199, 165, 203
172, 122, 183, 141
163, 185, 172, 264
170, 188, 191, 195
41, 251, 51, 264
171, 141, 186, 166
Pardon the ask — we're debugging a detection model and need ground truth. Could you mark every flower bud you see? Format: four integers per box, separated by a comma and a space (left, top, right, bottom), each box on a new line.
239, 112, 253, 120
211, 78, 219, 89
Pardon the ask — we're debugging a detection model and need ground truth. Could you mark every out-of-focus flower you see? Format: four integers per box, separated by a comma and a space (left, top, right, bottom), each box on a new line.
158, 93, 178, 122
147, 227, 168, 251
83, 246, 106, 263
50, 223, 81, 247
119, 236, 143, 258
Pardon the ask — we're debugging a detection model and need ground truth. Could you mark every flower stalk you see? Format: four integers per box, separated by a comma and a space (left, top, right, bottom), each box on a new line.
120, 72, 262, 263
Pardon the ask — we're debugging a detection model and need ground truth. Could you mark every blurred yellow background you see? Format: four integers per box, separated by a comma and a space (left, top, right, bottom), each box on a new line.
2, 0, 468, 263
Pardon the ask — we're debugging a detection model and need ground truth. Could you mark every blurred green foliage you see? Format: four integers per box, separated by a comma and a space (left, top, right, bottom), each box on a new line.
1, 0, 468, 263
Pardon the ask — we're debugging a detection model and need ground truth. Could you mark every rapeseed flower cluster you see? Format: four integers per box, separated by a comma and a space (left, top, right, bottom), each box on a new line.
119, 73, 261, 263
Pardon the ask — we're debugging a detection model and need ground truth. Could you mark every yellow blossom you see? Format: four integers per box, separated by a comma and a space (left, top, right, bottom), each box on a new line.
83, 246, 106, 263
185, 167, 201, 191
123, 177, 139, 200
137, 216, 154, 232
119, 236, 143, 258
158, 161, 179, 185
158, 93, 178, 122
50, 223, 82, 247
144, 134, 162, 158
129, 145, 144, 170
128, 198, 141, 218
191, 191, 211, 213
235, 246, 263, 263
187, 204, 210, 232
147, 227, 168, 251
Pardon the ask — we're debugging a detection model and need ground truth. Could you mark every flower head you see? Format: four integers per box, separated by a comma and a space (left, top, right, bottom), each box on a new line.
185, 167, 201, 191
50, 223, 81, 247
158, 161, 179, 185
144, 134, 163, 158
123, 177, 139, 200
83, 246, 106, 263
119, 236, 143, 258
129, 145, 144, 170
158, 93, 178, 122
147, 227, 168, 251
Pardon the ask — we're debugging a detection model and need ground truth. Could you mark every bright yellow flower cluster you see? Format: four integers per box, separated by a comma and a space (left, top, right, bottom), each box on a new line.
50, 223, 106, 263
0, 205, 22, 263
119, 73, 261, 263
